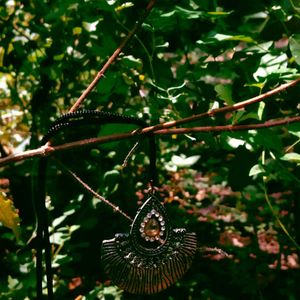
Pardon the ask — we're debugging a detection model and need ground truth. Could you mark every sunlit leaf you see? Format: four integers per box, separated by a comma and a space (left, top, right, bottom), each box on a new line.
212, 34, 255, 43
162, 6, 204, 19
0, 193, 20, 239
215, 84, 233, 105
171, 155, 200, 167
82, 21, 99, 32
103, 170, 120, 194
253, 53, 288, 81
249, 164, 265, 177
281, 152, 300, 163
289, 34, 300, 65
257, 101, 265, 120
244, 41, 273, 54
0, 46, 4, 67
115, 2, 134, 12
121, 55, 142, 69
207, 11, 232, 16
72, 27, 82, 35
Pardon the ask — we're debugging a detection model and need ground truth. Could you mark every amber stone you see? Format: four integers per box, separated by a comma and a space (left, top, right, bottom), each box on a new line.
144, 218, 160, 237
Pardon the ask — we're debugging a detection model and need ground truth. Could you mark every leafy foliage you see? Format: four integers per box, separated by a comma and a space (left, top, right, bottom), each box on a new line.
1, 0, 300, 299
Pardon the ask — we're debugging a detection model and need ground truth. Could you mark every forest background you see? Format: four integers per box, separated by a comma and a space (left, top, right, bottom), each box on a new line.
1, 0, 300, 299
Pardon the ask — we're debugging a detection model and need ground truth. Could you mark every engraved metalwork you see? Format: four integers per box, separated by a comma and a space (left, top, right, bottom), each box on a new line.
101, 195, 197, 294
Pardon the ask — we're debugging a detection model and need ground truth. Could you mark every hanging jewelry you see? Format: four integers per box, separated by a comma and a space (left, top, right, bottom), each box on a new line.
101, 194, 197, 294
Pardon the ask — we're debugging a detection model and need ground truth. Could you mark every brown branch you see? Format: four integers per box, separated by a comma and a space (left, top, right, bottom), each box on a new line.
69, 0, 157, 112
1, 115, 300, 168
142, 78, 300, 134
0, 132, 135, 167
1, 78, 300, 167
155, 115, 300, 135
0, 145, 50, 167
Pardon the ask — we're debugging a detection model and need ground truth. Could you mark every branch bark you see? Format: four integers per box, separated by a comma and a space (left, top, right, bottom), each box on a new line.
54, 158, 133, 222
1, 77, 299, 167
142, 78, 300, 133
155, 115, 300, 135
69, 0, 157, 112
1, 114, 300, 168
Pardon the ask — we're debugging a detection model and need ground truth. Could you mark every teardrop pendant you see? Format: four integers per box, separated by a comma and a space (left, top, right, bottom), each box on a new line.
144, 218, 160, 237
101, 195, 197, 294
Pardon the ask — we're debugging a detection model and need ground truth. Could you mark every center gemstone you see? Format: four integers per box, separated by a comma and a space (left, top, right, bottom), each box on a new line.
144, 218, 160, 237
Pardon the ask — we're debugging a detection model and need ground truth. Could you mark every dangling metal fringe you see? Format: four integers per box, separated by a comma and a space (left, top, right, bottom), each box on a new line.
101, 195, 197, 294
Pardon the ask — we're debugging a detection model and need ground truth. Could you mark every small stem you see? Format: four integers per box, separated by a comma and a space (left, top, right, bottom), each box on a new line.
155, 115, 300, 135
54, 159, 133, 222
69, 0, 157, 112
286, 138, 300, 153
262, 184, 300, 250
198, 246, 229, 257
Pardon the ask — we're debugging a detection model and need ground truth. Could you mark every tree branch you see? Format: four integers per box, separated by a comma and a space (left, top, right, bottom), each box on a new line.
141, 78, 300, 134
69, 0, 157, 112
1, 78, 300, 167
1, 114, 300, 167
155, 115, 300, 135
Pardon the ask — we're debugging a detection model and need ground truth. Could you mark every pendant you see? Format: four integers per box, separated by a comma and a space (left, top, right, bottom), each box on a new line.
101, 195, 197, 294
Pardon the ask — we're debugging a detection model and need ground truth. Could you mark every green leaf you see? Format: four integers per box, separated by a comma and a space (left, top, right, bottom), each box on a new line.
82, 20, 99, 32
281, 152, 300, 163
72, 27, 82, 35
288, 122, 300, 137
8, 275, 21, 290
171, 155, 200, 167
249, 164, 265, 177
0, 46, 4, 67
257, 101, 265, 120
212, 33, 255, 43
164, 6, 204, 19
289, 131, 300, 139
197, 33, 255, 46
252, 129, 282, 152
244, 82, 265, 90
207, 11, 232, 16
244, 41, 273, 54
215, 84, 233, 105
289, 34, 300, 65
103, 169, 120, 193
98, 123, 138, 149
235, 112, 260, 123
121, 55, 143, 69
53, 53, 65, 61
0, 193, 20, 240
96, 73, 116, 95
115, 2, 134, 12
253, 53, 288, 81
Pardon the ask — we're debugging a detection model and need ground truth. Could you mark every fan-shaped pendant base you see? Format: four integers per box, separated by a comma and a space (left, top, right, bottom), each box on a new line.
101, 196, 197, 294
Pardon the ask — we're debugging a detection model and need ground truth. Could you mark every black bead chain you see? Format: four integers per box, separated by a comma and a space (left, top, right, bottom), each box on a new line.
42, 110, 148, 144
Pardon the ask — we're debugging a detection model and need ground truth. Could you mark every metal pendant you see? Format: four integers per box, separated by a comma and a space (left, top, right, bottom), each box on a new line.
101, 195, 197, 294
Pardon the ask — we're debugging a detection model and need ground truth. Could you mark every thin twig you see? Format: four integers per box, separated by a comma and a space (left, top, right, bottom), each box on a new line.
69, 0, 157, 112
122, 138, 144, 167
155, 115, 300, 135
198, 246, 229, 258
54, 159, 133, 222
